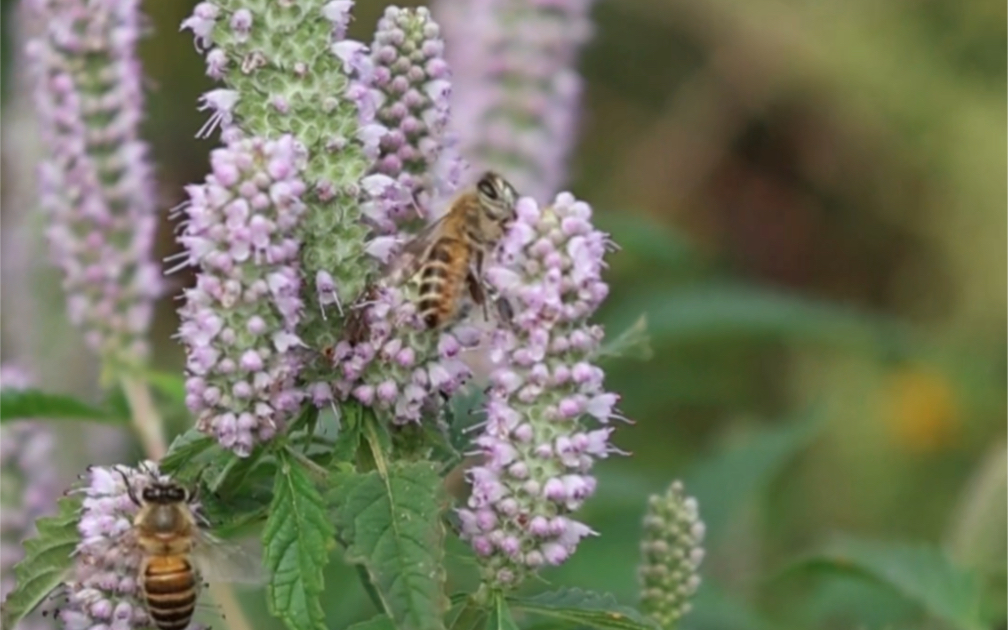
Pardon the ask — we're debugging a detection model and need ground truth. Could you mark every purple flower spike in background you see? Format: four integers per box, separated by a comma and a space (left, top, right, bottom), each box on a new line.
0, 366, 58, 630
177, 133, 308, 457
457, 192, 621, 588
25, 0, 161, 368
433, 0, 596, 201
370, 6, 463, 231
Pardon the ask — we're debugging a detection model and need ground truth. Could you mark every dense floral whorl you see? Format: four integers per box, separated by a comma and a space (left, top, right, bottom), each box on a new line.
457, 193, 619, 588
177, 133, 308, 457
370, 6, 463, 232
25, 0, 161, 367
328, 284, 477, 425
181, 0, 390, 395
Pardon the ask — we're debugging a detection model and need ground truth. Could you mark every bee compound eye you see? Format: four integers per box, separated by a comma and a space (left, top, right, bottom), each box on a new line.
477, 178, 498, 200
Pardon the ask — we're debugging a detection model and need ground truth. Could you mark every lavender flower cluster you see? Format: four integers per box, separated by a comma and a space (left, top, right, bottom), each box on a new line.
328, 285, 478, 424
324, 7, 478, 426
25, 0, 161, 367
179, 0, 388, 404
0, 367, 59, 630
16, 0, 621, 602
456, 193, 619, 587
434, 0, 597, 201
638, 481, 705, 626
370, 6, 461, 231
177, 133, 308, 456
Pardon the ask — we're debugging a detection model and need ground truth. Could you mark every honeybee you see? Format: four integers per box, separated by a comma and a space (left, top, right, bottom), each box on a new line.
342, 171, 518, 344
118, 469, 261, 630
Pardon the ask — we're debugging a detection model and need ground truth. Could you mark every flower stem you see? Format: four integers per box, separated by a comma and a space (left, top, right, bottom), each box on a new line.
118, 373, 255, 630
119, 374, 166, 459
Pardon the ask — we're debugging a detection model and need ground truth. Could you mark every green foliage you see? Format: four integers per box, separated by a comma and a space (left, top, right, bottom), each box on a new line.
263, 449, 335, 630
593, 213, 699, 272
140, 369, 187, 405
160, 428, 218, 478
683, 410, 825, 544
686, 580, 782, 630
508, 588, 660, 630
597, 314, 653, 362
783, 538, 988, 630
0, 495, 81, 630
447, 597, 488, 630
349, 615, 398, 630
329, 461, 448, 630
606, 282, 909, 356
485, 593, 519, 630
0, 388, 126, 424
329, 404, 364, 465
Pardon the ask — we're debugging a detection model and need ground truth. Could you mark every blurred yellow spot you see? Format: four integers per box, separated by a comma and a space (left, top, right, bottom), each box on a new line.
881, 366, 959, 454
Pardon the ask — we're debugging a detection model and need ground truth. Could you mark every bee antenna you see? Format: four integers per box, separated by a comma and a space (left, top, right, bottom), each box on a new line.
115, 467, 142, 506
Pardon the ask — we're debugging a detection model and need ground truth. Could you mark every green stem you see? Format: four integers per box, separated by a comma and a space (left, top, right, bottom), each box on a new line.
363, 416, 390, 478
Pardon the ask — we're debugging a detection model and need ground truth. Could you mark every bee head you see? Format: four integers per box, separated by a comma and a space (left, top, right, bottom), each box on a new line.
141, 481, 189, 505
476, 171, 518, 224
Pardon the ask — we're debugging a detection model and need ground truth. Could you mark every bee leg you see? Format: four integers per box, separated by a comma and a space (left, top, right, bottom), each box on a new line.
495, 295, 515, 327
465, 270, 489, 321
115, 467, 141, 506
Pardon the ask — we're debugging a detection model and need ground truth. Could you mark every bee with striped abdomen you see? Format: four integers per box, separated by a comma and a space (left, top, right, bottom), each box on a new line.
339, 171, 518, 348
118, 470, 261, 630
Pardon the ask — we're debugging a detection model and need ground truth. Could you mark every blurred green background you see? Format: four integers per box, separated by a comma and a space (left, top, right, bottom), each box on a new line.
1, 0, 1004, 629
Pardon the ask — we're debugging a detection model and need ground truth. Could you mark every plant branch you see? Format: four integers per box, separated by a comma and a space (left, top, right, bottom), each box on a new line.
119, 374, 167, 459
118, 373, 255, 630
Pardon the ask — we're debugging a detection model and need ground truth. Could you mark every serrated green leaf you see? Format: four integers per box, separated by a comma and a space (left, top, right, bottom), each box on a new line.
486, 593, 519, 630
783, 538, 987, 630
508, 588, 659, 630
159, 428, 217, 478
348, 614, 398, 630
0, 495, 82, 630
0, 389, 123, 424
330, 461, 448, 630
263, 451, 334, 630
330, 417, 363, 465
597, 314, 653, 362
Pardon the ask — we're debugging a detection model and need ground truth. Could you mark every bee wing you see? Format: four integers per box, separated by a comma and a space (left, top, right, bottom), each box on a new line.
192, 530, 265, 587
383, 215, 448, 284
